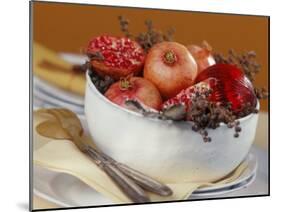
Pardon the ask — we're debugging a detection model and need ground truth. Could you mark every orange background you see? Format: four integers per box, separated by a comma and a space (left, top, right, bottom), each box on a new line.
32, 1, 269, 111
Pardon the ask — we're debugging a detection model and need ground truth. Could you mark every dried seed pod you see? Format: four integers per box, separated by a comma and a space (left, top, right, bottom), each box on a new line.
118, 15, 175, 52
234, 133, 239, 138
214, 49, 261, 82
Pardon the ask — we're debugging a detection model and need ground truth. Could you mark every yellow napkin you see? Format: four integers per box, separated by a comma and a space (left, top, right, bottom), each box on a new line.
33, 42, 86, 96
33, 112, 248, 204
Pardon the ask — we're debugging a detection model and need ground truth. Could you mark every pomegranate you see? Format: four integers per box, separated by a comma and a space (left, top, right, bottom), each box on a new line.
87, 35, 145, 80
144, 42, 198, 100
162, 78, 218, 111
195, 64, 257, 113
187, 41, 216, 74
104, 77, 163, 111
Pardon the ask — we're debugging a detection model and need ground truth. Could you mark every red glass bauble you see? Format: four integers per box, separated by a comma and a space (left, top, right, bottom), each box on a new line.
195, 64, 257, 113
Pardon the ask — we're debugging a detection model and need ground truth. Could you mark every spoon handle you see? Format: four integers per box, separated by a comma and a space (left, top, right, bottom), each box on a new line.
88, 146, 173, 196
86, 148, 150, 203
116, 163, 173, 196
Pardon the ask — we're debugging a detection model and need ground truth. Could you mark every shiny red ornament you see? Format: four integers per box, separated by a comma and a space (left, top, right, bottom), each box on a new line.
195, 64, 257, 113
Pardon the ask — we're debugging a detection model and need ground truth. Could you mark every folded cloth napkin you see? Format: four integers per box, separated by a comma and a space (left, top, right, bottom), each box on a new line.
33, 112, 249, 204
33, 42, 86, 96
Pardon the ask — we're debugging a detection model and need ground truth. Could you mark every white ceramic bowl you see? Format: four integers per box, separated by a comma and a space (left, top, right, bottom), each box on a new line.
85, 71, 259, 183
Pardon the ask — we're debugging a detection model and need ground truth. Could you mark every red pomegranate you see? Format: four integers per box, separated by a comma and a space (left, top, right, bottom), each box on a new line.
87, 35, 145, 80
195, 64, 257, 113
162, 78, 218, 111
187, 41, 216, 74
144, 42, 198, 100
104, 77, 163, 111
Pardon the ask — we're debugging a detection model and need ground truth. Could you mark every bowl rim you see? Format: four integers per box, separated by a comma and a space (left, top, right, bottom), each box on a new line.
85, 70, 260, 125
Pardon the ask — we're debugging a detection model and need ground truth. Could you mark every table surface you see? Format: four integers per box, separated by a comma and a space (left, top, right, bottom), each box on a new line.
32, 112, 269, 210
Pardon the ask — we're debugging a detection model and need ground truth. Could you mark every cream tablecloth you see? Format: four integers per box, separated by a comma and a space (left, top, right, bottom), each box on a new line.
32, 112, 268, 210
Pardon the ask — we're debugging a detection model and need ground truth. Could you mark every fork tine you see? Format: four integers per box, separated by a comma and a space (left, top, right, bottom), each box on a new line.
52, 108, 73, 122
60, 108, 83, 126
62, 108, 77, 117
48, 109, 67, 124
59, 108, 71, 116
54, 108, 75, 119
52, 108, 83, 135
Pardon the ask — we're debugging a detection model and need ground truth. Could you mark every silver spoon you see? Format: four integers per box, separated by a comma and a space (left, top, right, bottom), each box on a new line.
36, 108, 173, 202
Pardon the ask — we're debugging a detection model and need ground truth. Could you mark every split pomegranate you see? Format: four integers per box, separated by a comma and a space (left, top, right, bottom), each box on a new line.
87, 35, 145, 80
144, 42, 198, 100
162, 78, 218, 111
104, 77, 163, 111
187, 42, 216, 74
195, 64, 257, 113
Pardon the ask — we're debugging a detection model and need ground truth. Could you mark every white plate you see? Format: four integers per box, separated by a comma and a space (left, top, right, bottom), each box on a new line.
33, 52, 87, 109
59, 52, 87, 65
191, 174, 257, 197
33, 96, 80, 113
34, 77, 84, 106
33, 86, 84, 114
194, 153, 257, 193
33, 153, 257, 207
34, 165, 113, 207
